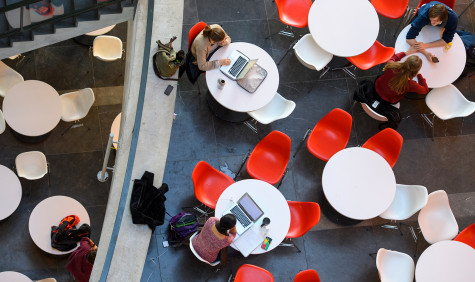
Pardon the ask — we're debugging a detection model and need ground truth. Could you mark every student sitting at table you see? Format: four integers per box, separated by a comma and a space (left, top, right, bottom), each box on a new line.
66, 237, 97, 282
191, 214, 236, 264
406, 1, 458, 62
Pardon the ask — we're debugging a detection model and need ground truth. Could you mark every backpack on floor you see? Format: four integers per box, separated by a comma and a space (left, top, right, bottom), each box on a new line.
167, 212, 198, 247
153, 36, 186, 81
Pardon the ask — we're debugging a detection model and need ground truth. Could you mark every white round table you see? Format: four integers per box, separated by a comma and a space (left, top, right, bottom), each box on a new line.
0, 271, 32, 282
308, 0, 379, 57
29, 196, 90, 255
395, 25, 466, 88
416, 240, 475, 282
111, 113, 121, 149
215, 179, 290, 254
2, 80, 62, 137
322, 147, 396, 220
206, 42, 279, 113
0, 165, 22, 220
86, 24, 116, 36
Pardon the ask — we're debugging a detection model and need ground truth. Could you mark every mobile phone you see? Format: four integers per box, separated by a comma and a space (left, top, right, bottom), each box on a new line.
164, 85, 173, 96
261, 236, 272, 250
432, 56, 439, 63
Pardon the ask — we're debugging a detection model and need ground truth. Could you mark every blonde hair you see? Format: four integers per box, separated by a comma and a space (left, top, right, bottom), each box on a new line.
382, 55, 422, 95
202, 25, 225, 42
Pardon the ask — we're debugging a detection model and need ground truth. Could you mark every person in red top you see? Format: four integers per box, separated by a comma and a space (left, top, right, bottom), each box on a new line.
191, 214, 236, 264
66, 237, 97, 282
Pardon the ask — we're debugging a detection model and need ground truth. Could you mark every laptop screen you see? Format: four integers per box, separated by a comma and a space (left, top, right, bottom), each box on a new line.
239, 193, 264, 221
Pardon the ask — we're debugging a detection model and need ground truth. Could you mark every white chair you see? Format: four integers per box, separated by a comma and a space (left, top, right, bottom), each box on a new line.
361, 102, 400, 122
293, 34, 333, 78
15, 151, 49, 185
376, 248, 414, 282
0, 109, 5, 134
244, 93, 296, 133
379, 184, 428, 221
418, 190, 459, 244
93, 35, 124, 61
60, 88, 95, 135
189, 232, 220, 266
0, 61, 24, 97
422, 84, 475, 140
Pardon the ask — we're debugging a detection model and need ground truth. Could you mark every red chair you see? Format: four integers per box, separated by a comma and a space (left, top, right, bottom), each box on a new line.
246, 131, 291, 186
192, 161, 234, 210
306, 108, 352, 161
188, 21, 207, 51
454, 223, 475, 249
275, 0, 312, 28
371, 0, 409, 19
294, 269, 321, 282
235, 264, 274, 282
347, 41, 395, 70
282, 201, 321, 252
362, 128, 403, 168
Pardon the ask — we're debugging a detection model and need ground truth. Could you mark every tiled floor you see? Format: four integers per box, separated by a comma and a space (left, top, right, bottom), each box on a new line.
0, 22, 127, 281
141, 0, 475, 281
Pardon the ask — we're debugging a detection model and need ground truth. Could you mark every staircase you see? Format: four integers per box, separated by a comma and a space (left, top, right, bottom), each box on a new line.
0, 0, 135, 59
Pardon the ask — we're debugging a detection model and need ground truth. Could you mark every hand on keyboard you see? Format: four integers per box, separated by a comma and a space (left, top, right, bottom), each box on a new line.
219, 58, 231, 66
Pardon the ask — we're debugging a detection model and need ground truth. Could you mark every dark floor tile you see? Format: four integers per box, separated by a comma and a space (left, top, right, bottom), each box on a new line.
107, 21, 128, 43
183, 0, 199, 25
4, 50, 38, 80
140, 236, 161, 282
264, 0, 279, 20
196, 0, 266, 22
86, 204, 107, 244
91, 57, 125, 88
0, 128, 46, 159
97, 104, 122, 149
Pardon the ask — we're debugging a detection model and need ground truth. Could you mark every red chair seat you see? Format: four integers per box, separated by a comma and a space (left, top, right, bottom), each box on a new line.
307, 108, 352, 161
286, 201, 321, 238
348, 41, 395, 70
454, 223, 475, 249
247, 131, 291, 185
275, 0, 312, 28
192, 161, 234, 209
294, 269, 321, 282
362, 128, 403, 168
235, 264, 274, 282
371, 0, 409, 19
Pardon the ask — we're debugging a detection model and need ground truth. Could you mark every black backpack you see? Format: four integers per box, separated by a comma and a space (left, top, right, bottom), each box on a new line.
51, 215, 91, 251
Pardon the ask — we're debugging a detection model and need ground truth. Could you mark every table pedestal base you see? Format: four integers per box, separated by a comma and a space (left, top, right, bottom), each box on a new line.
73, 35, 96, 46
319, 189, 362, 226
11, 128, 51, 143
206, 91, 250, 122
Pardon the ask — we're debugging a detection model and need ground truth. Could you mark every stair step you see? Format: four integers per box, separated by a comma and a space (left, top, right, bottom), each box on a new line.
99, 2, 123, 15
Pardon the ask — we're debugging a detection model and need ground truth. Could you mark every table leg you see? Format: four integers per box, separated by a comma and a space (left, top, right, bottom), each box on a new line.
10, 127, 51, 143
206, 91, 250, 122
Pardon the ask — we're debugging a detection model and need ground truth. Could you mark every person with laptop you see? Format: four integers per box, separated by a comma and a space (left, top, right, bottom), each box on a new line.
191, 214, 236, 264
191, 24, 232, 71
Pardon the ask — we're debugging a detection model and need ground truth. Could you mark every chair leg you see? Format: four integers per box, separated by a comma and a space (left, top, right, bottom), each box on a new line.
319, 66, 330, 79
421, 112, 435, 141
393, 7, 409, 37
243, 120, 258, 134
61, 123, 76, 136
293, 128, 311, 158
234, 150, 250, 181
47, 162, 51, 187
343, 66, 356, 80
279, 238, 302, 252
276, 169, 288, 189
277, 40, 297, 65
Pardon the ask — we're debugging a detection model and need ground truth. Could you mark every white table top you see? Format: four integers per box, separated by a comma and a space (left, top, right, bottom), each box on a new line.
0, 165, 22, 221
0, 271, 32, 282
395, 25, 466, 88
416, 240, 475, 282
206, 42, 279, 112
322, 147, 396, 220
86, 24, 116, 36
3, 80, 62, 136
111, 113, 121, 149
214, 179, 290, 254
308, 0, 379, 57
29, 196, 90, 255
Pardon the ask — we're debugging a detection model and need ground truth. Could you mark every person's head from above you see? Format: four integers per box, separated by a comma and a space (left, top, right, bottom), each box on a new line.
428, 4, 448, 26
203, 25, 226, 45
383, 55, 423, 94
86, 249, 97, 265
215, 214, 236, 235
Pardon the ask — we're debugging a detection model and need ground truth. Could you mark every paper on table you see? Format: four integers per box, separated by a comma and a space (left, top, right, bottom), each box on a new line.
233, 228, 265, 257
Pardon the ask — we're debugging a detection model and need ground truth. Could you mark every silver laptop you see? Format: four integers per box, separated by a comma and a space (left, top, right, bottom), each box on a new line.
220, 50, 258, 81
223, 193, 264, 235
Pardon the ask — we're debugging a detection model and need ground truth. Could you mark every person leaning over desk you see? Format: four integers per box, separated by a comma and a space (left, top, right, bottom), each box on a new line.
406, 1, 458, 62
191, 24, 232, 71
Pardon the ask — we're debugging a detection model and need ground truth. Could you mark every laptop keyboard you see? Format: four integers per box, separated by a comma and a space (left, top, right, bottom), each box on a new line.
229, 56, 247, 76
231, 206, 252, 227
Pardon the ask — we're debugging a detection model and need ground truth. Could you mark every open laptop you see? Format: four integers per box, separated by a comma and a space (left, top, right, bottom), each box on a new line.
222, 193, 264, 235
220, 50, 258, 81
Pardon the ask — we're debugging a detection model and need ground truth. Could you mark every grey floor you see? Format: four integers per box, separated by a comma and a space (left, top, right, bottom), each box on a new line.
0, 23, 127, 280
141, 0, 475, 281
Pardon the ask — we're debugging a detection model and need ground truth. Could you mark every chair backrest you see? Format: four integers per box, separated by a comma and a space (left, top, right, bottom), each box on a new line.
192, 161, 234, 209
15, 151, 48, 180
362, 128, 403, 168
454, 223, 475, 249
235, 264, 274, 282
286, 201, 321, 238
415, 0, 455, 15
60, 88, 95, 122
347, 41, 395, 70
293, 34, 333, 71
189, 232, 220, 266
0, 109, 5, 134
361, 102, 400, 122
370, 0, 410, 19
247, 93, 296, 124
376, 248, 415, 282
0, 60, 24, 97
307, 108, 352, 161
425, 84, 475, 120
418, 190, 459, 244
379, 184, 428, 220
294, 269, 321, 282
93, 35, 123, 61
188, 22, 208, 51
274, 0, 312, 28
